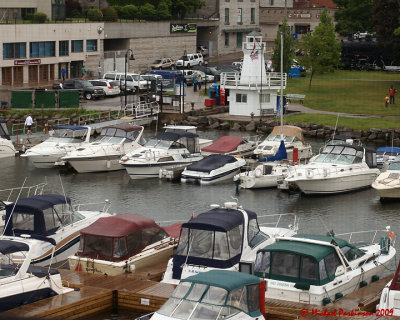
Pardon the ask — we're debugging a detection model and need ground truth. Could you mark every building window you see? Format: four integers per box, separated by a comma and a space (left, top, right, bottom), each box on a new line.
260, 94, 271, 103
236, 32, 243, 48
86, 39, 97, 52
71, 40, 83, 53
237, 8, 242, 24
270, 0, 274, 5
225, 8, 229, 24
59, 40, 69, 56
251, 8, 256, 24
3, 43, 26, 59
30, 41, 55, 58
295, 25, 310, 34
236, 93, 247, 103
225, 33, 230, 46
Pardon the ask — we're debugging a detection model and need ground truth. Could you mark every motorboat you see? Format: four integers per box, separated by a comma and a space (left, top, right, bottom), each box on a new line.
235, 140, 291, 189
372, 157, 400, 200
163, 125, 213, 149
162, 201, 298, 285
201, 136, 258, 157
181, 154, 246, 184
62, 124, 145, 173
2, 194, 112, 266
151, 270, 266, 320
253, 229, 396, 306
68, 213, 182, 276
0, 237, 73, 312
376, 147, 400, 167
120, 131, 203, 180
377, 260, 400, 316
0, 119, 16, 158
282, 143, 380, 195
21, 125, 91, 168
253, 125, 312, 161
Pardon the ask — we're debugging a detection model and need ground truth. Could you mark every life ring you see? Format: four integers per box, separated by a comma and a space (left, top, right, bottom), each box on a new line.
145, 151, 152, 161
306, 169, 314, 179
255, 168, 262, 177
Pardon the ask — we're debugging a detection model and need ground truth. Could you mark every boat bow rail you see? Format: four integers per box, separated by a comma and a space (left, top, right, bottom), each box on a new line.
335, 228, 396, 248
0, 182, 47, 202
73, 199, 112, 213
257, 213, 299, 234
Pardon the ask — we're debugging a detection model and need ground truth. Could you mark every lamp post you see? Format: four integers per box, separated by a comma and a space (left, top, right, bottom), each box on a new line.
124, 48, 135, 109
204, 60, 208, 95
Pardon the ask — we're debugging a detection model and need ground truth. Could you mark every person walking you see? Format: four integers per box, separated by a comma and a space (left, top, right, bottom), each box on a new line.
193, 76, 198, 92
61, 67, 66, 81
81, 65, 86, 79
97, 64, 102, 79
197, 75, 202, 90
385, 95, 390, 108
24, 113, 33, 140
389, 85, 397, 104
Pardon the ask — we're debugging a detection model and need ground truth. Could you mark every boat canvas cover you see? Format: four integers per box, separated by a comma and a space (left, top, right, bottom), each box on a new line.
260, 140, 287, 162
185, 154, 238, 173
104, 125, 143, 132
377, 147, 400, 153
4, 194, 71, 238
53, 126, 88, 131
182, 269, 260, 291
154, 131, 198, 141
201, 136, 244, 154
270, 125, 305, 144
0, 240, 29, 254
80, 213, 181, 239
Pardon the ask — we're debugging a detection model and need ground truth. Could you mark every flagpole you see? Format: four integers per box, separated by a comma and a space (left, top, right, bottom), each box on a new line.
280, 31, 284, 140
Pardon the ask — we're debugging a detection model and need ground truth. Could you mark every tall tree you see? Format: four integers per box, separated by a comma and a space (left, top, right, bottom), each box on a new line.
299, 9, 341, 91
333, 0, 374, 36
170, 0, 204, 19
271, 19, 295, 73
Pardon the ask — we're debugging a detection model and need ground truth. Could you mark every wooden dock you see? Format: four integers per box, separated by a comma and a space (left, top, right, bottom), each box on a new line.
0, 268, 392, 319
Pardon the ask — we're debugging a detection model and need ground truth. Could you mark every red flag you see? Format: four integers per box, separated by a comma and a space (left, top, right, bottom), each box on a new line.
190, 212, 194, 219
389, 232, 394, 240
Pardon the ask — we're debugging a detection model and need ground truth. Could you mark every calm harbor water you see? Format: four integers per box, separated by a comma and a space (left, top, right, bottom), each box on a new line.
1, 129, 400, 318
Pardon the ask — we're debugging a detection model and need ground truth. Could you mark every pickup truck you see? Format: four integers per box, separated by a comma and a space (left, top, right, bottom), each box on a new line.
62, 80, 105, 100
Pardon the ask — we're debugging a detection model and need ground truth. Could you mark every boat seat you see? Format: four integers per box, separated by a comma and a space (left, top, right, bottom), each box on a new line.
27, 265, 60, 277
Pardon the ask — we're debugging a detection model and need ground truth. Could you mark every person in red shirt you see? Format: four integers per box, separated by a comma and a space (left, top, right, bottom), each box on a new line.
389, 85, 397, 104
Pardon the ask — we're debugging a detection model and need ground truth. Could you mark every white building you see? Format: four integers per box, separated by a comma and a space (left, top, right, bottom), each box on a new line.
221, 31, 286, 117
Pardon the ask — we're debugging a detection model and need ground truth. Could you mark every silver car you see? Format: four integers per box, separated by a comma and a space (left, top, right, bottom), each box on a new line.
89, 79, 121, 96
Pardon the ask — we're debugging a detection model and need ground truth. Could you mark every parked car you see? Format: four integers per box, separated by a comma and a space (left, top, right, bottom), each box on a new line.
150, 58, 175, 70
62, 80, 105, 100
89, 79, 121, 96
176, 53, 203, 68
103, 72, 148, 93
183, 69, 194, 85
192, 65, 222, 82
197, 45, 209, 57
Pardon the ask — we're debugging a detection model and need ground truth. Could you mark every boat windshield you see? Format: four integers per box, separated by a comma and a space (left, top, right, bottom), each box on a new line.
158, 280, 259, 319
46, 137, 84, 143
388, 162, 400, 170
53, 128, 88, 139
92, 136, 127, 144
176, 225, 243, 261
266, 135, 294, 143
312, 146, 363, 164
145, 138, 185, 150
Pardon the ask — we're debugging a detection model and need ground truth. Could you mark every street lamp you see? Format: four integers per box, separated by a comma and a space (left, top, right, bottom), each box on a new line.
124, 48, 135, 109
204, 60, 208, 95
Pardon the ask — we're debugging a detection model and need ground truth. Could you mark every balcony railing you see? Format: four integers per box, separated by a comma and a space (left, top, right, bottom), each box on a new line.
220, 72, 287, 90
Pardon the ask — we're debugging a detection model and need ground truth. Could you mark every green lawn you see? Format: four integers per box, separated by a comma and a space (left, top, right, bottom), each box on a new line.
286, 70, 400, 115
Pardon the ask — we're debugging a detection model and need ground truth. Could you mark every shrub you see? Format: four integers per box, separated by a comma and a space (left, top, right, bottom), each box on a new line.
87, 8, 103, 21
139, 3, 156, 20
121, 5, 138, 20
33, 12, 47, 23
101, 6, 118, 22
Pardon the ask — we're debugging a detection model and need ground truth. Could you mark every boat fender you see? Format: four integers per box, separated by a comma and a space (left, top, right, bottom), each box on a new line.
145, 150, 152, 161
106, 160, 111, 169
306, 169, 314, 179
255, 168, 262, 177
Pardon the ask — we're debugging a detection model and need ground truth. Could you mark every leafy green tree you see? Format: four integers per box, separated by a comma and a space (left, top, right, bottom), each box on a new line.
333, 0, 374, 36
299, 9, 341, 90
171, 0, 204, 19
121, 5, 139, 20
140, 3, 156, 20
157, 1, 172, 20
102, 6, 118, 21
271, 19, 295, 73
65, 0, 82, 18
87, 8, 103, 21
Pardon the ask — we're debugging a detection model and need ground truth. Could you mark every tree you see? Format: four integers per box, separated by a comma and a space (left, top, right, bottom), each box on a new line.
87, 8, 103, 21
299, 9, 341, 91
120, 5, 139, 20
102, 7, 118, 21
271, 19, 295, 74
333, 0, 374, 36
139, 3, 156, 20
157, 1, 172, 20
66, 0, 82, 18
170, 0, 204, 19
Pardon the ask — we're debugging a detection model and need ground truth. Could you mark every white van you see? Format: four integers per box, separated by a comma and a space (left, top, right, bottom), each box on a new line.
103, 72, 148, 92
176, 53, 203, 68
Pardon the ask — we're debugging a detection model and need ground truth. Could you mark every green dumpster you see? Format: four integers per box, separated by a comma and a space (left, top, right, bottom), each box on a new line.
11, 91, 32, 109
35, 90, 55, 109
59, 90, 80, 108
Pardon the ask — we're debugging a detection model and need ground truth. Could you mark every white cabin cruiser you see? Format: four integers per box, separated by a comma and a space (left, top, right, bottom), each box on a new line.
21, 125, 91, 168
151, 270, 266, 320
162, 202, 298, 285
372, 157, 400, 200
0, 237, 72, 312
120, 131, 203, 180
181, 154, 246, 184
163, 125, 213, 149
201, 136, 257, 157
376, 147, 400, 167
254, 125, 312, 161
283, 143, 380, 195
0, 119, 16, 158
254, 230, 396, 306
3, 194, 112, 266
377, 259, 400, 316
62, 124, 145, 173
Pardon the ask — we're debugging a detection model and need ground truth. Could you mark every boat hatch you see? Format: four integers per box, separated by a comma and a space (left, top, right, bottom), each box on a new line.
157, 270, 262, 319
254, 234, 365, 286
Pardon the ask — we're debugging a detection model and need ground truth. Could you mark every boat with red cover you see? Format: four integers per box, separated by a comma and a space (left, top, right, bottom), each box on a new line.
68, 213, 182, 276
201, 136, 257, 157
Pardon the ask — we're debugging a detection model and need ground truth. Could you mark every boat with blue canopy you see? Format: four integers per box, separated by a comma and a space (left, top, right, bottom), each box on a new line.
376, 146, 400, 167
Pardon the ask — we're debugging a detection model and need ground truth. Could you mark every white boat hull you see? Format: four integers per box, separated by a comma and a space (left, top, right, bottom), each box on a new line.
24, 153, 64, 169
0, 139, 16, 158
377, 281, 400, 316
239, 174, 279, 189
373, 184, 400, 199
372, 171, 400, 199
68, 156, 124, 173
182, 168, 241, 185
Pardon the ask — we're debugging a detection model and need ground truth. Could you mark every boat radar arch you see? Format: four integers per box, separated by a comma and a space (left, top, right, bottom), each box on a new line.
210, 204, 220, 209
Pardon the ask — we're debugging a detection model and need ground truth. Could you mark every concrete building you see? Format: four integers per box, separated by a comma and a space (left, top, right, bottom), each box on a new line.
0, 0, 64, 21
